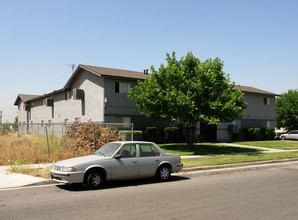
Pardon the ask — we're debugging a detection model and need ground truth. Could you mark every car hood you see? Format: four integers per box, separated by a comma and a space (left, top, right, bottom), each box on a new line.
55, 155, 108, 167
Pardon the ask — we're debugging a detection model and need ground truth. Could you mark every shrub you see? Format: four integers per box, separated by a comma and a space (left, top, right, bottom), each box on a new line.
0, 122, 11, 135
243, 128, 261, 141
144, 127, 158, 142
119, 130, 143, 141
164, 127, 179, 143
65, 120, 122, 151
261, 127, 275, 140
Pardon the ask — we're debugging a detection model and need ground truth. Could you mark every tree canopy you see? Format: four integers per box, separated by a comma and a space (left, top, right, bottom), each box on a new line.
276, 89, 298, 131
128, 52, 247, 146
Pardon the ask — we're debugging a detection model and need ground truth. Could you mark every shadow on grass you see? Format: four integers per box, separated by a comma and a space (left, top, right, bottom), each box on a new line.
160, 143, 262, 155
56, 175, 190, 192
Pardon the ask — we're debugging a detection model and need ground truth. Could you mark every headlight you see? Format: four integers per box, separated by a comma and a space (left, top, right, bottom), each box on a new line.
54, 165, 76, 172
62, 167, 76, 172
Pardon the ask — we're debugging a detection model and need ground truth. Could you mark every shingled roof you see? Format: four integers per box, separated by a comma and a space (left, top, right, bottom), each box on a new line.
15, 65, 279, 104
233, 85, 280, 96
14, 94, 40, 105
80, 64, 149, 80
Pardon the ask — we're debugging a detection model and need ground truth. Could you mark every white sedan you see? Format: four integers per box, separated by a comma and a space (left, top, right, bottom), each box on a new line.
50, 141, 183, 189
280, 130, 298, 140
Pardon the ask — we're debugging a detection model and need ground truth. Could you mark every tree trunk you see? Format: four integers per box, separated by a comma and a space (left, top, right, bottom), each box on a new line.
185, 123, 197, 150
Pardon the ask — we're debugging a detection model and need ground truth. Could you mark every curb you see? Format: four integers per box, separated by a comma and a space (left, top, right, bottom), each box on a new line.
24, 179, 56, 187
4, 158, 298, 189
181, 158, 298, 172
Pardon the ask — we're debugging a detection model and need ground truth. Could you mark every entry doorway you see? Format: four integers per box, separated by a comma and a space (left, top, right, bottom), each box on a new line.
200, 123, 217, 142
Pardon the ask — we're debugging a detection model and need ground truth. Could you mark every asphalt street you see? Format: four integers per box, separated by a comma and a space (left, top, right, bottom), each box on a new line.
1, 161, 298, 220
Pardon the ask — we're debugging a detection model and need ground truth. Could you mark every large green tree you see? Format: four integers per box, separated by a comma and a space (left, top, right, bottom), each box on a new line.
128, 52, 247, 147
276, 89, 298, 131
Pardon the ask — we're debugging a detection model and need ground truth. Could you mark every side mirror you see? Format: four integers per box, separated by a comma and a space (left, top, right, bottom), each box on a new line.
114, 153, 122, 159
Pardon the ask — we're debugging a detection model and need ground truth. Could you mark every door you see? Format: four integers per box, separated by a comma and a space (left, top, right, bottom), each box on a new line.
138, 143, 161, 177
200, 123, 217, 142
110, 144, 139, 179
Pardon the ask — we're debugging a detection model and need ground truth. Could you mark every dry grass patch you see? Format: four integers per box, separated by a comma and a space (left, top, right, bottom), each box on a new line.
9, 165, 52, 179
0, 134, 90, 166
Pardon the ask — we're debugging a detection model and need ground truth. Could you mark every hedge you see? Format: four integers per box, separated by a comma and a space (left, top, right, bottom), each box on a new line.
164, 127, 179, 143
119, 130, 143, 141
144, 127, 158, 142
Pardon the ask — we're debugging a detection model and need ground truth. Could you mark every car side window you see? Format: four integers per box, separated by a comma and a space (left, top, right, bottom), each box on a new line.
139, 144, 160, 157
119, 144, 137, 158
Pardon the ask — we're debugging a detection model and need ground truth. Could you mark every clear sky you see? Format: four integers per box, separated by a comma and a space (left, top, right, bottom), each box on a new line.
0, 0, 297, 122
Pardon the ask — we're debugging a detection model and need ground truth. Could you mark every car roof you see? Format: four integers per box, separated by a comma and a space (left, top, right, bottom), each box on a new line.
111, 141, 156, 144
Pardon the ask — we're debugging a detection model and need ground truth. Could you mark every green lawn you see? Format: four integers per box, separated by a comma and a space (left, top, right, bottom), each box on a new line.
182, 151, 298, 167
233, 140, 298, 150
159, 143, 262, 156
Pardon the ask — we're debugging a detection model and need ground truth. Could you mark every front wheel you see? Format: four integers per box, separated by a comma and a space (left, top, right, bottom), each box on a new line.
156, 165, 171, 181
87, 172, 103, 190
281, 136, 286, 140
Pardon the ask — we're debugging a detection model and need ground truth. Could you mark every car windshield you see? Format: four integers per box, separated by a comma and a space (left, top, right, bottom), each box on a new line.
94, 143, 122, 157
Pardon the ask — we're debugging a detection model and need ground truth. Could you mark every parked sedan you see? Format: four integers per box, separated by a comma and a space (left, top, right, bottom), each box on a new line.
50, 141, 183, 189
280, 130, 298, 140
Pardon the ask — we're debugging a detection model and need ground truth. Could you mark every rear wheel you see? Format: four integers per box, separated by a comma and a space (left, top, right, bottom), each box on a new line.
156, 165, 171, 181
87, 171, 103, 190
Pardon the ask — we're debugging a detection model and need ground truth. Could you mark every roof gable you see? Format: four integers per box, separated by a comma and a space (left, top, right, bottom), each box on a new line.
63, 64, 150, 90
233, 85, 280, 96
14, 94, 40, 105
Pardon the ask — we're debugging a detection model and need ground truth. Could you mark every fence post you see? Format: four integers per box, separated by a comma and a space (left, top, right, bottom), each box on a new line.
93, 123, 96, 153
45, 125, 50, 161
131, 123, 134, 141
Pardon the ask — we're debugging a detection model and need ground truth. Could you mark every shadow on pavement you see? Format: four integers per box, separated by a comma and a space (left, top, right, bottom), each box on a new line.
56, 175, 190, 192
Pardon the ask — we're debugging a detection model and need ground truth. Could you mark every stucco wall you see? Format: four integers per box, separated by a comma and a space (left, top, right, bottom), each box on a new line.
29, 70, 104, 124
17, 102, 28, 123
104, 77, 139, 116
241, 94, 276, 129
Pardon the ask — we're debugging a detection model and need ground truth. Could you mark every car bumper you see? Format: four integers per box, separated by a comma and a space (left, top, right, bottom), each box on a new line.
50, 169, 85, 184
172, 163, 183, 173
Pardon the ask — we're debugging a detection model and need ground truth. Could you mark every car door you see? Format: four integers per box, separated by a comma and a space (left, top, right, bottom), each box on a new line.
138, 143, 161, 178
110, 144, 139, 180
289, 131, 298, 140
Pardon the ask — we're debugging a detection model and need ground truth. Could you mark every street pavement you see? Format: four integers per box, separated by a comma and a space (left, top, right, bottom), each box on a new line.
0, 143, 297, 190
1, 161, 298, 219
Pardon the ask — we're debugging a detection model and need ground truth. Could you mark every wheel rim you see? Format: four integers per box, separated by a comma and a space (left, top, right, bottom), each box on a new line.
160, 167, 170, 180
91, 173, 101, 187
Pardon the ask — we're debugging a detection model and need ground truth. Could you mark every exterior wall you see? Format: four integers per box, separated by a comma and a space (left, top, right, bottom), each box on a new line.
103, 77, 170, 130
17, 101, 28, 123
29, 70, 105, 124
217, 123, 232, 143
104, 77, 139, 116
195, 93, 276, 142
241, 94, 276, 129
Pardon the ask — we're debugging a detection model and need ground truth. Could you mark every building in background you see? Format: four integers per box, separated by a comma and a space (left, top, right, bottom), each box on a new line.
14, 64, 279, 142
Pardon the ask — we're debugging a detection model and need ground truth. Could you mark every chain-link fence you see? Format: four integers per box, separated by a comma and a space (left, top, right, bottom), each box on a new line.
1, 122, 134, 139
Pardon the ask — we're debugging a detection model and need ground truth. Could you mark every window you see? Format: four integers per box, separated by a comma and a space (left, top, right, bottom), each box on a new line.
64, 92, 69, 101
267, 121, 271, 128
115, 116, 131, 124
115, 82, 131, 93
52, 104, 54, 118
264, 97, 270, 105
139, 144, 160, 157
119, 144, 137, 158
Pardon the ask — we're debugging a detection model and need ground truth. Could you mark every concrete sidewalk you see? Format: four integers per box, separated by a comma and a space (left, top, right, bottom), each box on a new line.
0, 164, 53, 189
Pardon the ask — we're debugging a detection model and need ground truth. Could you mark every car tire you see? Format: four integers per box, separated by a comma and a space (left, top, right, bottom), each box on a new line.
87, 171, 103, 190
156, 165, 171, 181
281, 136, 286, 140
